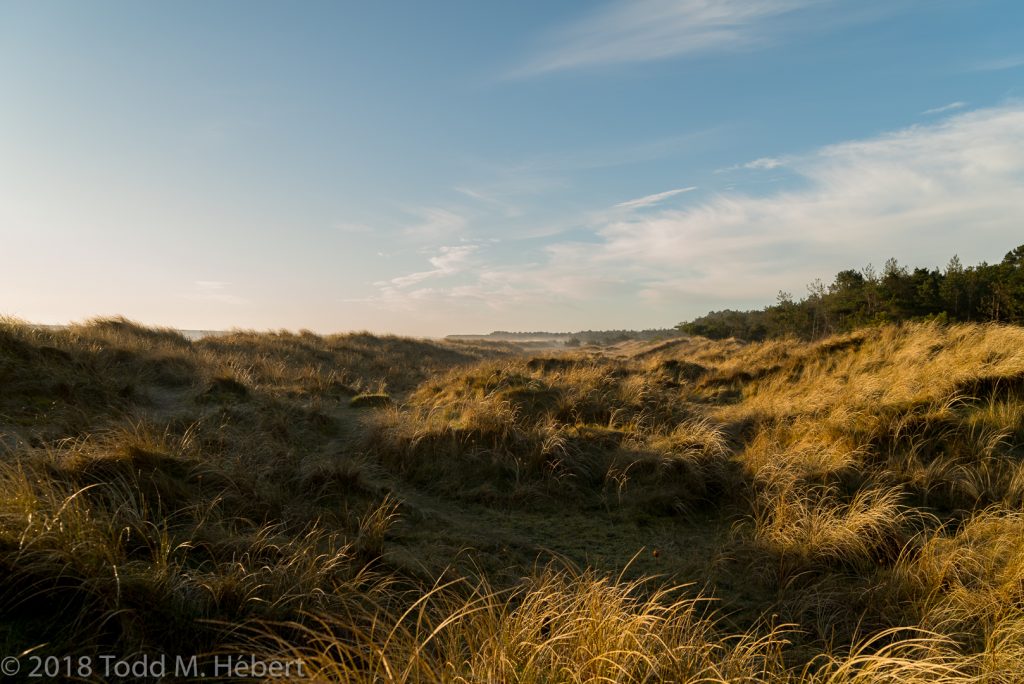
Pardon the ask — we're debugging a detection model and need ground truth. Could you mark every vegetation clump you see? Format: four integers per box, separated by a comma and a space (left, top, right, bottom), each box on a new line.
350, 392, 393, 408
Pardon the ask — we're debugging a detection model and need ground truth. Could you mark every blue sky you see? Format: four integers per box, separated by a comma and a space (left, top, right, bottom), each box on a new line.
2, 1, 1023, 336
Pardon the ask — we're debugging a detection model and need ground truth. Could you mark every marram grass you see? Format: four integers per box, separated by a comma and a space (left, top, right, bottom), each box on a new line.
2, 317, 1024, 682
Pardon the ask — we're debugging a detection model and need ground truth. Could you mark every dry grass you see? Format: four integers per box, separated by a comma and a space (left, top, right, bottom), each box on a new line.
244, 566, 789, 683
3, 316, 1024, 681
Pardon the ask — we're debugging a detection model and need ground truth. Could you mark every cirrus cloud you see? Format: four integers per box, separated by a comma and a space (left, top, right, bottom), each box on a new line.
614, 186, 697, 210
358, 104, 1024, 330
571, 104, 1024, 301
510, 0, 871, 77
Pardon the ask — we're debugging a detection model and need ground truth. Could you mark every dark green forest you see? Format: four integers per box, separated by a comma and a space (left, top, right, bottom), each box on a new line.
677, 245, 1024, 340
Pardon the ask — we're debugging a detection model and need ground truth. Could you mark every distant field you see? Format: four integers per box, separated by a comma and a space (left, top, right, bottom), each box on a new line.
2, 315, 1023, 682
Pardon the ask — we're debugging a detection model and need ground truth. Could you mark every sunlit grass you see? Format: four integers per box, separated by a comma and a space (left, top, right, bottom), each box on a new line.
3, 316, 1024, 681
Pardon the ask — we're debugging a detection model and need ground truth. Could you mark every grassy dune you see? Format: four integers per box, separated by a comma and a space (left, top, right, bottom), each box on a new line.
2, 316, 1024, 681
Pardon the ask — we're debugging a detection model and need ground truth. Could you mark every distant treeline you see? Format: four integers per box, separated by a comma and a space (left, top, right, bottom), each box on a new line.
448, 329, 679, 345
677, 245, 1024, 341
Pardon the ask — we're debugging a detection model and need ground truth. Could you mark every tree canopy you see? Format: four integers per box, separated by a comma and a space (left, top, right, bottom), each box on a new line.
677, 245, 1024, 341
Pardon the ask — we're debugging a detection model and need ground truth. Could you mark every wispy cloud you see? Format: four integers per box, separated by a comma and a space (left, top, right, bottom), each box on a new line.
715, 156, 786, 174
743, 157, 784, 170
360, 104, 1024, 327
381, 245, 479, 290
403, 207, 469, 241
452, 187, 490, 202
614, 186, 696, 210
968, 55, 1024, 72
578, 105, 1024, 299
923, 101, 967, 115
453, 185, 524, 218
511, 0, 831, 77
429, 244, 478, 272
195, 280, 229, 291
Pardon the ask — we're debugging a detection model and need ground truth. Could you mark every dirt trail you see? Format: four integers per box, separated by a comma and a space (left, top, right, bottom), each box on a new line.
321, 402, 729, 587
135, 381, 733, 607
125, 374, 750, 630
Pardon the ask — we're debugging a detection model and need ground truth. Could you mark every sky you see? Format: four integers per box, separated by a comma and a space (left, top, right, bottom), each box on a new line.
2, 0, 1023, 337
